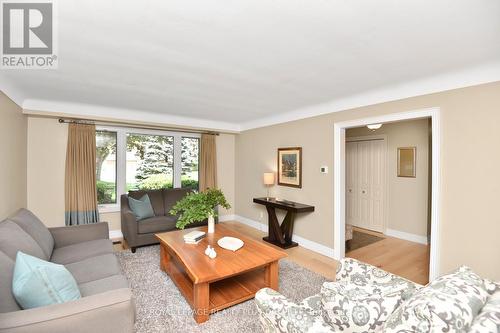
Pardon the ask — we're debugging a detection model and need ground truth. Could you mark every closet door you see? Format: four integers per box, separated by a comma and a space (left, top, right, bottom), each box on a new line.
346, 142, 358, 227
357, 141, 372, 230
370, 140, 385, 232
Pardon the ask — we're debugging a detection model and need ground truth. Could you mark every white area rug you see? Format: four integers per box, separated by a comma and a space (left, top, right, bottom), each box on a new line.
116, 245, 328, 333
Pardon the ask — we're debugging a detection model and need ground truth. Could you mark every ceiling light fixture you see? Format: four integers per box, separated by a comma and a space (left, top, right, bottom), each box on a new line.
367, 123, 383, 130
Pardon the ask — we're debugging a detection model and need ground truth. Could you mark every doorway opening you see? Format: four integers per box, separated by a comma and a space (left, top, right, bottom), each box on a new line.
334, 108, 441, 282
345, 119, 430, 284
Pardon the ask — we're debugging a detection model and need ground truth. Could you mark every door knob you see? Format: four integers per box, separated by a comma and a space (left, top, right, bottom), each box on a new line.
348, 189, 352, 193
362, 190, 366, 194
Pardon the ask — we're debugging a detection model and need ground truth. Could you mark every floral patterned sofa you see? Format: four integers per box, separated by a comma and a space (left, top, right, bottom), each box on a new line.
255, 258, 500, 333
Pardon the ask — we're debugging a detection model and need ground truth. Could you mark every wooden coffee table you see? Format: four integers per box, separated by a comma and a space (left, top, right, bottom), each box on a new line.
156, 225, 287, 323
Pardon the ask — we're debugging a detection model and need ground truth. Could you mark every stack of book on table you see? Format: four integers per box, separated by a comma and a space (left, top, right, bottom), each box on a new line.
183, 230, 206, 244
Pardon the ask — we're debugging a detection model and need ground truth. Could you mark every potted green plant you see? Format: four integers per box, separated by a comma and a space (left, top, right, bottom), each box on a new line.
169, 188, 231, 233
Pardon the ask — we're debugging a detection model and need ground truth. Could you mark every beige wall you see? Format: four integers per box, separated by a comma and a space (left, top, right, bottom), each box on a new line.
235, 81, 500, 280
26, 117, 236, 230
27, 118, 67, 228
346, 119, 430, 237
0, 93, 27, 220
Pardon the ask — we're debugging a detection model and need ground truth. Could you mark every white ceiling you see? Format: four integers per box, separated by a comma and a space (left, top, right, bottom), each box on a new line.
1, 0, 500, 132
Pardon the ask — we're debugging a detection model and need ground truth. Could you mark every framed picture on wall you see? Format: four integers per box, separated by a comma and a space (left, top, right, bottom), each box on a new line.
277, 147, 302, 188
398, 147, 416, 178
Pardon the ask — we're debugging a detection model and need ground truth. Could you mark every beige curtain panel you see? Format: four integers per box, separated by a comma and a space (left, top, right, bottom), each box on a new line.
65, 123, 100, 225
199, 134, 217, 192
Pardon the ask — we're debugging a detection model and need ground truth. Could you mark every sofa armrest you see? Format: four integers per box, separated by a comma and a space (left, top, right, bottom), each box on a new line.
0, 288, 135, 333
120, 195, 138, 245
255, 288, 332, 333
49, 222, 109, 248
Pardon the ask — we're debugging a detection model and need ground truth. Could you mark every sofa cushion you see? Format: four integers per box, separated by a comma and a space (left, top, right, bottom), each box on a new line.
299, 294, 322, 316
321, 281, 407, 332
163, 188, 191, 218
335, 258, 421, 297
469, 290, 500, 333
128, 194, 155, 221
483, 278, 499, 296
0, 251, 21, 313
50, 239, 114, 265
12, 252, 81, 310
78, 274, 129, 297
0, 220, 46, 261
8, 209, 54, 259
137, 216, 177, 234
65, 253, 122, 284
383, 266, 490, 333
255, 288, 331, 333
129, 189, 165, 216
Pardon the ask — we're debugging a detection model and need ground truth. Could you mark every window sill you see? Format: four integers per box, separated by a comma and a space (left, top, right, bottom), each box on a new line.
98, 204, 120, 214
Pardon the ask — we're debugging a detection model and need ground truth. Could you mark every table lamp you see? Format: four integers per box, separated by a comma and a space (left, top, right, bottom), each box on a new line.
263, 172, 275, 200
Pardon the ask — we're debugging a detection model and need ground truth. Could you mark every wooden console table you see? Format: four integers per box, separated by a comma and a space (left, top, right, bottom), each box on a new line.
253, 197, 315, 249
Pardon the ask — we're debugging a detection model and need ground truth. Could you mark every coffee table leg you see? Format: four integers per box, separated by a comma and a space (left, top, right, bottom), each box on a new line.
160, 243, 170, 272
193, 282, 209, 323
265, 261, 279, 291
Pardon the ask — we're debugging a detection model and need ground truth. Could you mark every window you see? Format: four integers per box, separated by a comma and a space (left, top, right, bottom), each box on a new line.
95, 127, 200, 210
126, 133, 174, 191
181, 137, 199, 190
96, 130, 117, 205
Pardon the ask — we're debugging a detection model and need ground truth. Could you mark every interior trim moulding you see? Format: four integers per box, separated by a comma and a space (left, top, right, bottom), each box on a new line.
2, 61, 500, 132
57, 117, 220, 136
334, 107, 442, 281
22, 99, 242, 133
240, 61, 500, 131
384, 229, 428, 245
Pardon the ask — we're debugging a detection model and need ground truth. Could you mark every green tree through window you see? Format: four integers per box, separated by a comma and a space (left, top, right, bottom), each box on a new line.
96, 131, 117, 204
181, 137, 199, 190
96, 130, 200, 205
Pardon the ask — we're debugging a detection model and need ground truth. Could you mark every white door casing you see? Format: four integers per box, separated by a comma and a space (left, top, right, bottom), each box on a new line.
334, 107, 441, 281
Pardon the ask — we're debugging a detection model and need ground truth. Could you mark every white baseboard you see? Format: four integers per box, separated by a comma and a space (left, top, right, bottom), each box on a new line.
291, 233, 336, 258
233, 215, 267, 232
385, 228, 428, 245
218, 214, 237, 222
109, 229, 123, 242
230, 214, 336, 259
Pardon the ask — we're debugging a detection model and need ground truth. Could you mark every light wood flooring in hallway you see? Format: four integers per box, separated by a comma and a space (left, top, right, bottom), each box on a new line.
346, 227, 430, 285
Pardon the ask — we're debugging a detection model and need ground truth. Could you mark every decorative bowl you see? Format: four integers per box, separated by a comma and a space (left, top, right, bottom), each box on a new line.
217, 236, 244, 252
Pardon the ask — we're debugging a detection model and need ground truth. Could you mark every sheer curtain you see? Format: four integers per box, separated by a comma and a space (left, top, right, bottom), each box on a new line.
64, 123, 100, 225
199, 134, 217, 191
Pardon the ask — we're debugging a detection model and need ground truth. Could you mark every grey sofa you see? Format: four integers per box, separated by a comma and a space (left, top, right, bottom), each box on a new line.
121, 188, 209, 252
0, 209, 135, 333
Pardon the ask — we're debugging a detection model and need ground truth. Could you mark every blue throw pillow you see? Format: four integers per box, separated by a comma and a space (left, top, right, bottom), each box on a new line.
128, 194, 155, 221
12, 251, 81, 309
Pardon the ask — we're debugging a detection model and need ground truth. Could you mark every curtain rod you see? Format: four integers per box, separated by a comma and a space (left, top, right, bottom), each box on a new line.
57, 118, 220, 136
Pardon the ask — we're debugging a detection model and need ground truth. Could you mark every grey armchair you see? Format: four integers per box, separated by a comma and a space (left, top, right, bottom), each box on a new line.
121, 188, 210, 252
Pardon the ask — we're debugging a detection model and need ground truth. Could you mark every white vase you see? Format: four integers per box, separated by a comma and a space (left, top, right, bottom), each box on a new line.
208, 215, 215, 234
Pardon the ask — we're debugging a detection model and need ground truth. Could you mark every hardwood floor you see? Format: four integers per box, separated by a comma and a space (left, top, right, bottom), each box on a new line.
346, 227, 430, 285
116, 221, 430, 285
